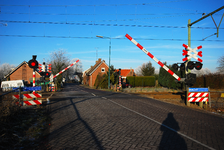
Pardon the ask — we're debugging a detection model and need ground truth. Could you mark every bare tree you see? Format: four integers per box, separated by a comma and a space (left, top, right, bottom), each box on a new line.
135, 61, 155, 76
48, 49, 71, 88
0, 63, 15, 80
191, 68, 211, 76
217, 55, 224, 73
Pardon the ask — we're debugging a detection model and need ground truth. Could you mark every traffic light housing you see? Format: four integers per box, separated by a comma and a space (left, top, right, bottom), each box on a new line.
40, 72, 51, 77
180, 63, 185, 71
187, 61, 194, 70
171, 63, 185, 71
28, 55, 39, 69
194, 62, 203, 70
45, 72, 51, 78
187, 61, 203, 70
172, 64, 179, 71
185, 73, 196, 86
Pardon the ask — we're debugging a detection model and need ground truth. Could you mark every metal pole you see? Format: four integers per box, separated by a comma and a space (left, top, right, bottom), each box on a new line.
108, 38, 111, 89
189, 6, 224, 27
186, 19, 191, 106
33, 69, 35, 94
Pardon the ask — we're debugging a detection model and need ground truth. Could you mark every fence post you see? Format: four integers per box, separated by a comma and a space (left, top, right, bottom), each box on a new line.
208, 87, 211, 108
19, 86, 21, 107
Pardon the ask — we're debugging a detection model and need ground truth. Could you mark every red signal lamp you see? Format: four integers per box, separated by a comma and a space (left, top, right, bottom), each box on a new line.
28, 55, 39, 69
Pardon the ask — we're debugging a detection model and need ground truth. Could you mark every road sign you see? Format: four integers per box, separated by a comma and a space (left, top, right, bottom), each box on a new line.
189, 88, 209, 92
125, 34, 181, 81
182, 44, 203, 62
13, 86, 42, 91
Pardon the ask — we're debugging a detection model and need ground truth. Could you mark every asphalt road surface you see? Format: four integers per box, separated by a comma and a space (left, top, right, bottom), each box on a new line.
46, 83, 224, 150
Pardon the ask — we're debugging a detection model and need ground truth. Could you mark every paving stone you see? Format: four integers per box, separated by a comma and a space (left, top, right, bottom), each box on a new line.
46, 84, 224, 150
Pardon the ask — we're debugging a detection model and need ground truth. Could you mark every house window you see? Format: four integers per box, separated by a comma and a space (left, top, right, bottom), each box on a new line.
101, 68, 105, 72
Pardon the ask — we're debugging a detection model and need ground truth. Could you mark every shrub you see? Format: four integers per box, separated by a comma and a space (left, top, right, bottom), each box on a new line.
126, 76, 155, 87
193, 73, 224, 89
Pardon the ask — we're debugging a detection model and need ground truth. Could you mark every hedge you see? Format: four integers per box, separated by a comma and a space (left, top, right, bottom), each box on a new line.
192, 73, 224, 89
126, 76, 155, 87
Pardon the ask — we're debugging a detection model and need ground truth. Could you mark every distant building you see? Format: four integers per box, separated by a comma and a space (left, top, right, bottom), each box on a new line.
4, 61, 41, 84
83, 58, 109, 87
115, 68, 135, 83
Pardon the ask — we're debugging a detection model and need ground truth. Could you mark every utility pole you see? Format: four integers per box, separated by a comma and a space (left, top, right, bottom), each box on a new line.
186, 6, 224, 107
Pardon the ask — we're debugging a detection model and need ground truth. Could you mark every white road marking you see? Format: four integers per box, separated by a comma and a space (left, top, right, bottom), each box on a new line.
108, 99, 215, 150
92, 93, 96, 96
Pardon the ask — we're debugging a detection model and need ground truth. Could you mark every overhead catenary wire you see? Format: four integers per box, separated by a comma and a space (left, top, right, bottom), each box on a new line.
0, 1, 191, 7
0, 20, 222, 29
2, 12, 222, 16
0, 34, 224, 42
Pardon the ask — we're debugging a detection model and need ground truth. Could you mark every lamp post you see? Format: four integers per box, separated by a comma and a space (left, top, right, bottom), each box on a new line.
96, 35, 111, 89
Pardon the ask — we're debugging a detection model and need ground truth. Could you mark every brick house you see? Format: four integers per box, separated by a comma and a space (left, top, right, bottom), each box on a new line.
115, 68, 135, 83
83, 58, 109, 87
4, 61, 41, 84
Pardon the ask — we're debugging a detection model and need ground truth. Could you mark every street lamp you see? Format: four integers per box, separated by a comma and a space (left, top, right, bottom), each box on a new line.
96, 35, 111, 89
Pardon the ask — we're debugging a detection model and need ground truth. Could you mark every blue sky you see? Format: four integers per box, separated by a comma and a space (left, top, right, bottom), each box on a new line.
0, 0, 224, 73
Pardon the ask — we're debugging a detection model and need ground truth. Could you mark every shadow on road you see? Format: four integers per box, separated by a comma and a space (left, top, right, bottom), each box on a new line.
159, 113, 187, 150
70, 98, 104, 150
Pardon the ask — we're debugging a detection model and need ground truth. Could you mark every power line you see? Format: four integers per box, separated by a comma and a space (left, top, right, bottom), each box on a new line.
1, 34, 223, 42
0, 20, 222, 29
0, 1, 191, 7
3, 12, 221, 16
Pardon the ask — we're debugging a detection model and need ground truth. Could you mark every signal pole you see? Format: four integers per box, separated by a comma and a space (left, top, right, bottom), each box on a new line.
186, 6, 224, 107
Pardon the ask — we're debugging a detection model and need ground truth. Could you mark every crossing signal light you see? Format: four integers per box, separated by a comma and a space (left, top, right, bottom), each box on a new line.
171, 63, 185, 71
195, 62, 203, 70
185, 73, 196, 86
172, 64, 179, 71
40, 72, 51, 77
28, 55, 39, 69
180, 63, 185, 71
187, 61, 203, 70
45, 72, 51, 77
187, 61, 194, 70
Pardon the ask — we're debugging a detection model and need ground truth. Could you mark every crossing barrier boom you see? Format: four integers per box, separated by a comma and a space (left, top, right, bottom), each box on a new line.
125, 34, 181, 81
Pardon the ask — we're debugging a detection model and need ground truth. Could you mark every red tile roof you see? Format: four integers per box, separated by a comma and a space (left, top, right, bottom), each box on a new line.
115, 69, 134, 77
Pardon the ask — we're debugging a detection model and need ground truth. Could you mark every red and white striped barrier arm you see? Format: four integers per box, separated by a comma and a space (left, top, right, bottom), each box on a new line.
188, 92, 209, 97
13, 93, 42, 99
125, 34, 181, 81
51, 59, 79, 81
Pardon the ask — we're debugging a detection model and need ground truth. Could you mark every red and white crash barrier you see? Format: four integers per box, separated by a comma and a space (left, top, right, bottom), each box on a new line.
13, 93, 42, 100
188, 92, 209, 102
23, 100, 42, 106
16, 100, 42, 106
51, 59, 79, 82
188, 92, 209, 97
125, 34, 181, 81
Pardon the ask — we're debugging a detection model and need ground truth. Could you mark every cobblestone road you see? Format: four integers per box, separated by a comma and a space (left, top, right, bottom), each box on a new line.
47, 83, 224, 150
